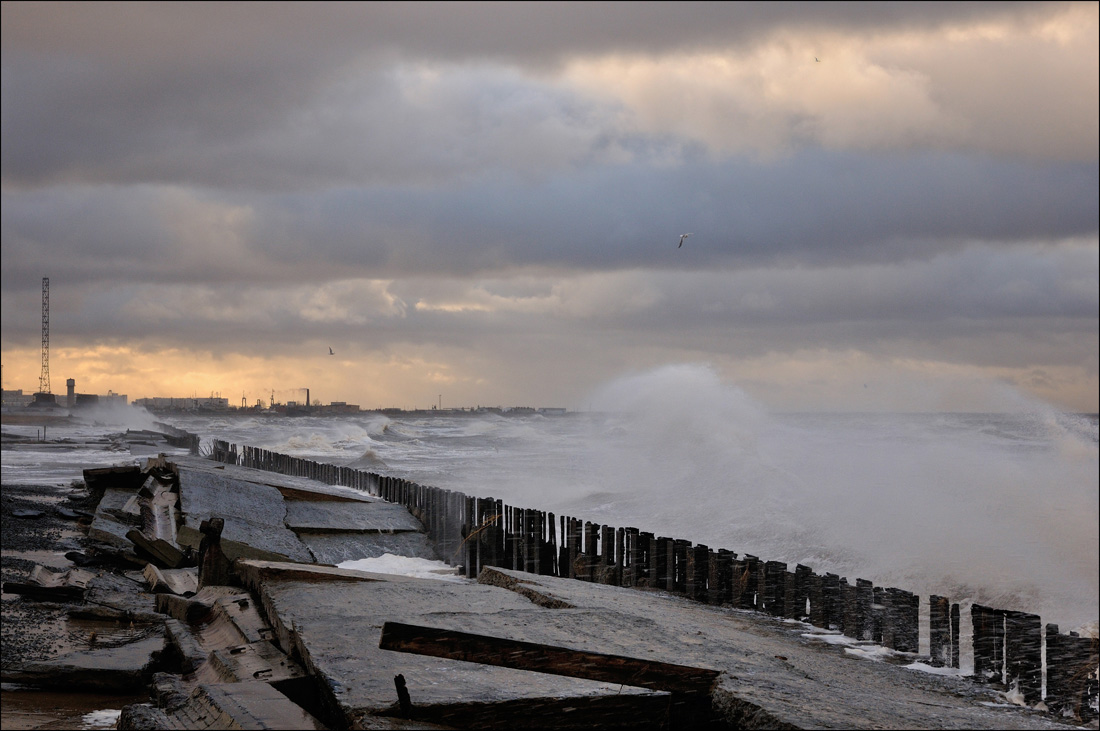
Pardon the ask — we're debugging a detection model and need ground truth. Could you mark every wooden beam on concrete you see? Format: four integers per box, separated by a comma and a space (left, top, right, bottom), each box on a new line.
378, 621, 720, 695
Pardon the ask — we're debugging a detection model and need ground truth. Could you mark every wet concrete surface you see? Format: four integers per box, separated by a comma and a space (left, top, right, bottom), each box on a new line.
243, 562, 1073, 730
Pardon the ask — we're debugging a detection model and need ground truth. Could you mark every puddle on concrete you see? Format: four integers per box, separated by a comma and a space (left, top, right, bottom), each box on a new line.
62, 616, 155, 651
0, 686, 144, 730
2, 550, 74, 569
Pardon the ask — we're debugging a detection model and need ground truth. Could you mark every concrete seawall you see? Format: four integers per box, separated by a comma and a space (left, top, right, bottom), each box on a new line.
213, 439, 1097, 724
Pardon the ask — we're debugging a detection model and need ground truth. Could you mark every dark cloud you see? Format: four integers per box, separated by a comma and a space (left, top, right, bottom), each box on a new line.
0, 2, 1095, 410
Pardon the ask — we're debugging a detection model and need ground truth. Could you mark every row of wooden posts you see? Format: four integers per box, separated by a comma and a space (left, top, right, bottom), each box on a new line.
208, 439, 1097, 720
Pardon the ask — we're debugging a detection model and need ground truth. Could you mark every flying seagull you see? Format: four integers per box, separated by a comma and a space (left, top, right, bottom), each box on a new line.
677, 233, 693, 248
328, 347, 335, 355
815, 57, 820, 62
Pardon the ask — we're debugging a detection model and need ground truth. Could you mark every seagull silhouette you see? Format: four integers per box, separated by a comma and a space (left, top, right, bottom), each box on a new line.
677, 233, 693, 248
328, 347, 335, 355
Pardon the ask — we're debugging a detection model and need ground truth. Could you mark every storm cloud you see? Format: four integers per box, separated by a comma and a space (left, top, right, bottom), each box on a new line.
2, 2, 1096, 412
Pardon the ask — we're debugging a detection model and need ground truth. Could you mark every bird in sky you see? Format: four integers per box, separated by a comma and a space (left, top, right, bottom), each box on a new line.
815, 56, 821, 62
328, 347, 335, 355
677, 233, 693, 248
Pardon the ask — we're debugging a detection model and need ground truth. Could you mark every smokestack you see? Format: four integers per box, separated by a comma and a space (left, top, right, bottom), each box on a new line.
306, 388, 309, 407
67, 378, 75, 408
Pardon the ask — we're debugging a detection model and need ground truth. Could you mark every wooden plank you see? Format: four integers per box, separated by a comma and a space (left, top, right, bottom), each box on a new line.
378, 621, 720, 695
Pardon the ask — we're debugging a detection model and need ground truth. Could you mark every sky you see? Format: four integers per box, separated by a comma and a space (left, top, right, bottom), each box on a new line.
1, 1, 1097, 412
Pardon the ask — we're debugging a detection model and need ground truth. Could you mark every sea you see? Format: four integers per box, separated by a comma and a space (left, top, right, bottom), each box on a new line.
3, 366, 1097, 634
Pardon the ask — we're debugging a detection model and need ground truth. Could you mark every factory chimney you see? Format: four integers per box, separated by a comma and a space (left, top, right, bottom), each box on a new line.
67, 378, 75, 408
305, 388, 310, 407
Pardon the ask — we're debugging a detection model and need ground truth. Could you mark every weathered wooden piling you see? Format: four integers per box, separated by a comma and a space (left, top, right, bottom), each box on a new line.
672, 539, 691, 594
971, 604, 1005, 684
789, 564, 811, 621
929, 595, 951, 667
820, 572, 840, 629
762, 561, 787, 617
1045, 624, 1099, 722
686, 544, 709, 602
710, 549, 733, 606
1003, 610, 1042, 706
739, 555, 760, 610
635, 531, 653, 588
846, 579, 873, 641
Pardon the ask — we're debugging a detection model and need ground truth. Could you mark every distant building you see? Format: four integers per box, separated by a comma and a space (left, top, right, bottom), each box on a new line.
64, 379, 128, 408
320, 401, 360, 415
1, 389, 34, 408
134, 396, 228, 411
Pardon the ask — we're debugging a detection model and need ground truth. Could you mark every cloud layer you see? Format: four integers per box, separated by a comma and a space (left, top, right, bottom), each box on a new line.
2, 2, 1096, 411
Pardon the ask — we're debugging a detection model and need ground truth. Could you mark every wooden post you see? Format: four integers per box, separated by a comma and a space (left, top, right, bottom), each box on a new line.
566, 517, 580, 580
636, 531, 652, 587
599, 525, 616, 584
623, 528, 639, 588
971, 604, 1004, 684
763, 561, 787, 617
808, 572, 825, 627
672, 540, 690, 594
739, 555, 760, 610
686, 544, 709, 602
197, 517, 230, 588
663, 537, 677, 592
1004, 610, 1042, 706
543, 512, 557, 576
710, 549, 732, 606
791, 565, 812, 621
929, 595, 950, 667
853, 579, 873, 640
820, 573, 840, 629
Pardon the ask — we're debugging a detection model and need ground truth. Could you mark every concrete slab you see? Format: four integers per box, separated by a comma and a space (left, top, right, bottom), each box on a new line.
285, 500, 424, 533
298, 531, 440, 565
177, 468, 288, 527
2, 632, 166, 693
477, 569, 1070, 731
247, 568, 667, 729
119, 682, 326, 730
175, 467, 314, 563
248, 564, 1069, 730
88, 487, 143, 548
171, 455, 374, 503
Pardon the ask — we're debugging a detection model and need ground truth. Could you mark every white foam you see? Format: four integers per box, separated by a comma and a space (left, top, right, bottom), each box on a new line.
337, 553, 468, 582
81, 709, 122, 729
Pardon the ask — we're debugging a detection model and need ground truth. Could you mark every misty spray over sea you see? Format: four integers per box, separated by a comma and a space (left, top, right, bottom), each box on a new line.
4, 364, 1096, 635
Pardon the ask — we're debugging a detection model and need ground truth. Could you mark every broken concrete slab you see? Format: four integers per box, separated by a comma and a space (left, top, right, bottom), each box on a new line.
118, 682, 326, 730
156, 585, 242, 623
297, 531, 440, 565
241, 567, 661, 729
175, 467, 314, 563
284, 499, 425, 533
176, 524, 298, 564
128, 529, 187, 569
236, 559, 388, 586
1, 632, 166, 693
143, 564, 198, 596
1, 565, 96, 603
242, 562, 1070, 730
163, 618, 208, 674
88, 487, 144, 548
204, 640, 309, 685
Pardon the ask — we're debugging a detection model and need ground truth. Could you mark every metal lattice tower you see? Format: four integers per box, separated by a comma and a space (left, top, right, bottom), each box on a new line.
40, 277, 50, 394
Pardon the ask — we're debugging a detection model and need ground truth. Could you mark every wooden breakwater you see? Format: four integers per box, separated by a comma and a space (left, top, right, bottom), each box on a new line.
210, 439, 1098, 721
